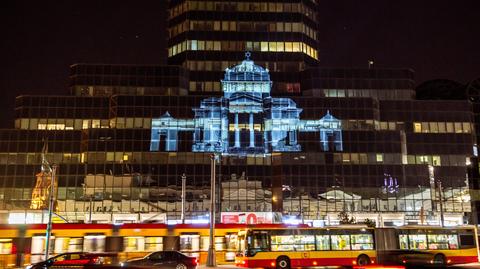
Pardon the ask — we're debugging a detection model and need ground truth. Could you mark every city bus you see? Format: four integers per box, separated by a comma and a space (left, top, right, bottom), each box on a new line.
394, 225, 479, 265
235, 225, 376, 268
235, 225, 479, 268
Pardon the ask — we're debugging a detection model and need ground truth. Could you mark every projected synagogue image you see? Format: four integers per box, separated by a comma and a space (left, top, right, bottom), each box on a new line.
150, 53, 343, 155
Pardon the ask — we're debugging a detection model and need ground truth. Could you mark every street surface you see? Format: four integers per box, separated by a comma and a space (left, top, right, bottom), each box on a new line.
197, 263, 480, 269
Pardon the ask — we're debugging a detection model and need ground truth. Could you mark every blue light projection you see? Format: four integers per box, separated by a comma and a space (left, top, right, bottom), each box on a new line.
150, 53, 343, 155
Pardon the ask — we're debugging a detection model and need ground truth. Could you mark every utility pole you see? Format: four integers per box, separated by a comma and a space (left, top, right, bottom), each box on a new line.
206, 154, 217, 267
44, 164, 57, 261
181, 173, 186, 224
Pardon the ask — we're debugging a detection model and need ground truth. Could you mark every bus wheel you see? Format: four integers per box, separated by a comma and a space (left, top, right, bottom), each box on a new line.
357, 254, 370, 266
434, 254, 446, 265
276, 256, 290, 269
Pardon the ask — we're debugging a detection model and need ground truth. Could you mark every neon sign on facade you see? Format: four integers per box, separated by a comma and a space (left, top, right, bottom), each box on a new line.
150, 53, 343, 155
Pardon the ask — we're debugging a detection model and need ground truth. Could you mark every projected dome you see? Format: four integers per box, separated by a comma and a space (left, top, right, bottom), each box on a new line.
151, 53, 343, 155
223, 52, 270, 82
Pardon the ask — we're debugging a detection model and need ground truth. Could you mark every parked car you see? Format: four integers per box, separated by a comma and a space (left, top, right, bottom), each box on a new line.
27, 252, 117, 269
121, 251, 197, 269
377, 250, 436, 267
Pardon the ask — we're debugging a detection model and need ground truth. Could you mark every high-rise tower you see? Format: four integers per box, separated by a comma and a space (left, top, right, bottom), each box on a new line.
167, 0, 319, 94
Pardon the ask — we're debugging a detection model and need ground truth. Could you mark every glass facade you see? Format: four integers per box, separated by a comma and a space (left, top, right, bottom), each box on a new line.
0, 0, 476, 226
2, 53, 476, 226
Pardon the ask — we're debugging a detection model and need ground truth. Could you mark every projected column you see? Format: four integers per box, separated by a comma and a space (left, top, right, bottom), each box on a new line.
234, 113, 240, 147
249, 113, 255, 147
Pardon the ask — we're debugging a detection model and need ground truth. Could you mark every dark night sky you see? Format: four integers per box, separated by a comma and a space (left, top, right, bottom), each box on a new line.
1, 1, 479, 128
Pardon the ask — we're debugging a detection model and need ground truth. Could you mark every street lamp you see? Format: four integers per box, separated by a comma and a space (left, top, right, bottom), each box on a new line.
181, 173, 186, 224
428, 165, 444, 227
82, 183, 93, 223
206, 154, 217, 267
44, 163, 57, 261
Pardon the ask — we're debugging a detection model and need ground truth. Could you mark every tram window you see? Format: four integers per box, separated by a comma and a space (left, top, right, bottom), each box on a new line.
180, 234, 200, 252
225, 234, 238, 251
331, 235, 350, 250
145, 237, 163, 251
350, 234, 374, 250
54, 237, 70, 254
68, 238, 83, 252
124, 237, 145, 252
0, 239, 12, 254
408, 234, 427, 250
84, 235, 106, 252
315, 235, 330, 250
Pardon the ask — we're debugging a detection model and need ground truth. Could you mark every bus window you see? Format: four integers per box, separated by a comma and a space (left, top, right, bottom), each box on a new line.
459, 234, 475, 248
331, 235, 350, 250
315, 235, 330, 250
270, 234, 294, 251
427, 234, 457, 250
399, 234, 408, 249
294, 235, 315, 251
350, 234, 374, 250
408, 234, 427, 250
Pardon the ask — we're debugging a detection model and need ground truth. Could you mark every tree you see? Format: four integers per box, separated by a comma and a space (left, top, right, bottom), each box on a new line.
338, 211, 356, 224
363, 218, 376, 228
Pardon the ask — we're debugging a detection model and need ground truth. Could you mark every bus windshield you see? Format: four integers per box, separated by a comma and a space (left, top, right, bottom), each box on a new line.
246, 231, 270, 255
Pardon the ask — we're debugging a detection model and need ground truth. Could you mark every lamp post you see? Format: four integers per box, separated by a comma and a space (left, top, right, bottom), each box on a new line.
82, 183, 93, 223
206, 154, 217, 267
428, 165, 444, 227
181, 173, 186, 224
44, 164, 57, 261
437, 180, 444, 227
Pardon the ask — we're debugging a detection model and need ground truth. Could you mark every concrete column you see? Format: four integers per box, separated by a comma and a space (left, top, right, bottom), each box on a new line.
249, 113, 255, 147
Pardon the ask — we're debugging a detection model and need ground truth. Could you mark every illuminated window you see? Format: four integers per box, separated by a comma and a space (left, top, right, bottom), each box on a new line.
261, 42, 269, 52
376, 153, 384, 163
413, 122, 422, 133
191, 40, 198, 50
292, 42, 300, 52
432, 156, 441, 166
